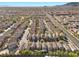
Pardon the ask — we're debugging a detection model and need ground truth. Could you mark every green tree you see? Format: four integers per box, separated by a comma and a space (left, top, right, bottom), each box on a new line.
68, 52, 78, 57
19, 50, 33, 56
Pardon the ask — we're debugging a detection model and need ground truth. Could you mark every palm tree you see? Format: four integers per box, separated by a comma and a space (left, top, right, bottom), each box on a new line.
42, 42, 48, 52
24, 40, 30, 50
30, 41, 36, 50
36, 33, 41, 41
48, 33, 53, 42
44, 33, 49, 42
41, 33, 45, 39
36, 40, 42, 50
32, 34, 37, 42
46, 42, 52, 51
27, 33, 32, 41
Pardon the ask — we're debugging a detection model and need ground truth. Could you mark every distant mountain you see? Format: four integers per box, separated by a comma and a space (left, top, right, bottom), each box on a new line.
64, 2, 79, 6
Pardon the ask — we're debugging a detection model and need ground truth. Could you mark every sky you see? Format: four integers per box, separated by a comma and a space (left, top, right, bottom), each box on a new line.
0, 2, 68, 6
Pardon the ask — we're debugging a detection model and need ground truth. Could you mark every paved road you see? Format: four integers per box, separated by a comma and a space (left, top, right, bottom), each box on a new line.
45, 13, 79, 49
0, 24, 15, 36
